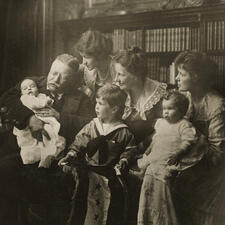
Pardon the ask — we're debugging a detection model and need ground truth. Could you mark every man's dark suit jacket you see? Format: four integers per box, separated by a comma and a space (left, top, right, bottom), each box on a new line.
0, 76, 95, 224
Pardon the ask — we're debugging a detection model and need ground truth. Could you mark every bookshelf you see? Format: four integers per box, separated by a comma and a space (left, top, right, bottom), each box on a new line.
56, 3, 225, 94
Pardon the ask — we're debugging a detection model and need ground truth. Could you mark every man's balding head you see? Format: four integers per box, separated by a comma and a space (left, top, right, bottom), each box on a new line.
47, 54, 80, 94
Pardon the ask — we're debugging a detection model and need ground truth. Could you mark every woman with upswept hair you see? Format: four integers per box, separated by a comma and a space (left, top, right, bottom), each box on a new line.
76, 30, 115, 101
173, 50, 225, 225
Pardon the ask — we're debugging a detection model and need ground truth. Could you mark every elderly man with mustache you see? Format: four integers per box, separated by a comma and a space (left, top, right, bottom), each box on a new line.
0, 54, 95, 225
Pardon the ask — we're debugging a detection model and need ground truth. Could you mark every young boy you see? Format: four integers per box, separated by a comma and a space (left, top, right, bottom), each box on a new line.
59, 84, 137, 225
13, 78, 65, 168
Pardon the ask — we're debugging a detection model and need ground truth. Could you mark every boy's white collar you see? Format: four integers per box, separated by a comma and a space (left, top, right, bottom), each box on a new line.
93, 118, 127, 136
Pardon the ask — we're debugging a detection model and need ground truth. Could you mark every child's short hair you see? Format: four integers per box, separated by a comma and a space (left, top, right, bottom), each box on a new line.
19, 78, 38, 93
20, 78, 36, 87
164, 90, 189, 117
96, 84, 127, 119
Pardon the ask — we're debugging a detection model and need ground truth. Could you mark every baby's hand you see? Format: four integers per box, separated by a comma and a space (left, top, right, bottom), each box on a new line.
167, 164, 177, 172
167, 155, 179, 166
42, 129, 51, 141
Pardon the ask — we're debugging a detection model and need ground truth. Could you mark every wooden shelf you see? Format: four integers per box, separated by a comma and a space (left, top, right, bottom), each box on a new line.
57, 3, 225, 33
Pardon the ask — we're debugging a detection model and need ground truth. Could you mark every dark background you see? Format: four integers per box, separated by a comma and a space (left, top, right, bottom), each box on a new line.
0, 0, 54, 96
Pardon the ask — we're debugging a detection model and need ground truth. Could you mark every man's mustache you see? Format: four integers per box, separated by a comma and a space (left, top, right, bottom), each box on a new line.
48, 82, 59, 88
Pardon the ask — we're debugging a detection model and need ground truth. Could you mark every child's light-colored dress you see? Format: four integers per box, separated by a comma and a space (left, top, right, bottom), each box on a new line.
138, 118, 198, 181
137, 89, 225, 225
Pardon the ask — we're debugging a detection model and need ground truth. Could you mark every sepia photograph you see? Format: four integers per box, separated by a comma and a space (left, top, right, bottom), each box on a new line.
0, 0, 225, 225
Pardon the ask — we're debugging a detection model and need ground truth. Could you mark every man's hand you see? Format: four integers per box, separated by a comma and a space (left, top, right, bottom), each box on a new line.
58, 151, 78, 173
35, 107, 60, 120
58, 152, 77, 173
29, 115, 44, 130
46, 97, 54, 106
58, 154, 71, 167
29, 115, 44, 141
115, 158, 128, 171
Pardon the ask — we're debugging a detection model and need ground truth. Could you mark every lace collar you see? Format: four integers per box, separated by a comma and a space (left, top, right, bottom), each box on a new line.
123, 79, 167, 120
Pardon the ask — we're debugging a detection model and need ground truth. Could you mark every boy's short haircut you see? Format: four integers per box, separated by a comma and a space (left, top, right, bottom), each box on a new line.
96, 84, 127, 119
164, 90, 189, 117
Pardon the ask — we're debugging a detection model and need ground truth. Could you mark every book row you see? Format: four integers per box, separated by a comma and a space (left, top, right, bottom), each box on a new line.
104, 27, 200, 53
210, 55, 225, 90
207, 20, 225, 50
147, 57, 176, 84
145, 27, 200, 52
147, 55, 225, 88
